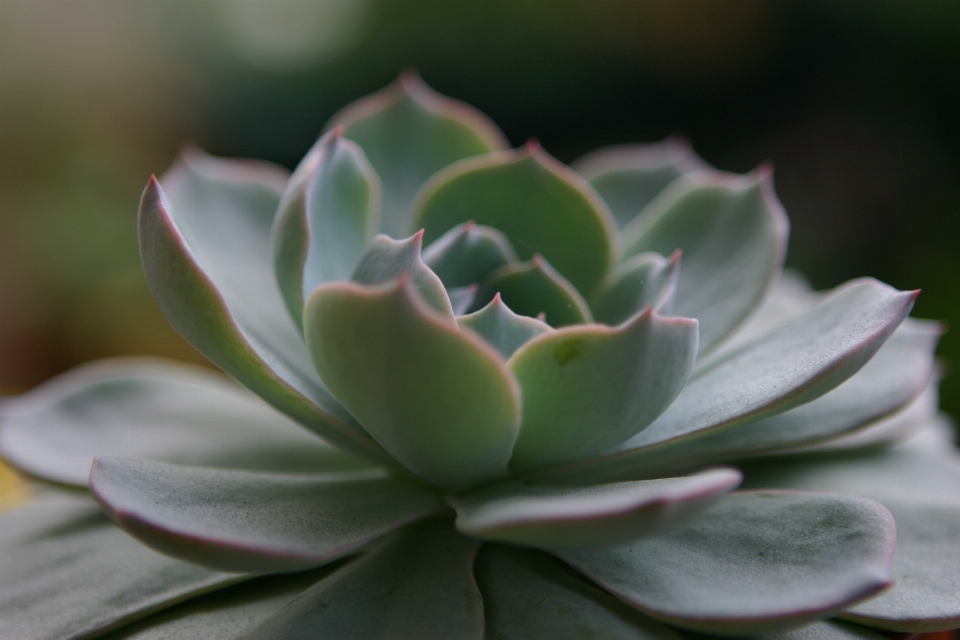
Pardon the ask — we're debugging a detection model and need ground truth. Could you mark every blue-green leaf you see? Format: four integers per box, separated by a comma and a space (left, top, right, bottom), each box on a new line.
558, 491, 895, 635
473, 255, 594, 327
415, 144, 617, 296
453, 469, 740, 547
591, 251, 680, 325
351, 231, 453, 318
138, 152, 388, 464
422, 220, 518, 288
573, 138, 710, 229
457, 294, 553, 359
508, 309, 698, 472
273, 128, 379, 329
90, 457, 444, 574
0, 358, 375, 487
327, 73, 508, 239
304, 278, 522, 490
621, 169, 789, 355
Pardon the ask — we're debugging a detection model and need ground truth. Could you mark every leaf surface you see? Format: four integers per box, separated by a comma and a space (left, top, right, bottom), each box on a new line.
621, 170, 788, 354
558, 491, 895, 635
415, 145, 616, 296
453, 469, 740, 547
422, 221, 517, 288
304, 279, 521, 489
476, 545, 682, 639
0, 358, 374, 487
457, 294, 553, 359
138, 152, 388, 463
245, 519, 483, 640
591, 251, 680, 325
327, 73, 508, 238
90, 457, 444, 573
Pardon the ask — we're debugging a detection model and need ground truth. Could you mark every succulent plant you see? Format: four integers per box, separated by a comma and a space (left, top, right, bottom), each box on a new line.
1, 74, 958, 640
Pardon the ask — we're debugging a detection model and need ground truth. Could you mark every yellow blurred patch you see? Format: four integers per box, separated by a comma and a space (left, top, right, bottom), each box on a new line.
0, 459, 32, 514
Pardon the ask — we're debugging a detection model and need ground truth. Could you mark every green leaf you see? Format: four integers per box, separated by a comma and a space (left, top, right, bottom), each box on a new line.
507, 309, 698, 471
558, 491, 895, 635
90, 457, 444, 574
245, 519, 484, 640
457, 294, 553, 359
741, 446, 960, 632
473, 255, 594, 327
569, 319, 939, 479
273, 129, 380, 330
452, 469, 740, 547
621, 170, 789, 355
448, 284, 478, 315
304, 278, 522, 490
422, 221, 518, 288
351, 231, 453, 318
0, 358, 376, 487
138, 152, 389, 464
591, 251, 680, 325
414, 144, 617, 296
476, 545, 683, 640
572, 138, 710, 229
99, 569, 335, 640
0, 493, 243, 640
326, 73, 508, 239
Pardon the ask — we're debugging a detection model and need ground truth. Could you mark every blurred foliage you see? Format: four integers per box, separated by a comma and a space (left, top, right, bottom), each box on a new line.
1, 0, 958, 427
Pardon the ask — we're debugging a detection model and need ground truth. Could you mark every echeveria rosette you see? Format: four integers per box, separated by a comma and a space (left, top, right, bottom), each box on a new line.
0, 75, 957, 640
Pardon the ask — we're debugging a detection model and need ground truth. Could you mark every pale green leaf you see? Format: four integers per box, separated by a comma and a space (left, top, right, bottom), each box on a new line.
591, 251, 680, 325
457, 294, 553, 359
422, 220, 518, 288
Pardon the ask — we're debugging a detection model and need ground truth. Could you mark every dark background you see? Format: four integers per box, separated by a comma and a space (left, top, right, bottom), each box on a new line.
2, 0, 959, 422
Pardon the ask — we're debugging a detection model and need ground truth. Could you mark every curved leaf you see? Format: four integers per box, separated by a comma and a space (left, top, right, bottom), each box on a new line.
304, 279, 522, 490
742, 446, 960, 632
476, 545, 683, 639
0, 358, 376, 487
99, 569, 335, 640
351, 231, 453, 318
621, 169, 789, 355
732, 620, 889, 640
448, 284, 479, 315
572, 138, 711, 229
326, 72, 508, 238
473, 255, 594, 327
591, 251, 680, 325
508, 309, 698, 471
453, 469, 740, 547
90, 457, 444, 574
558, 491, 895, 635
457, 294, 553, 359
414, 144, 617, 296
138, 152, 388, 464
0, 493, 242, 640
272, 129, 379, 329
422, 220, 518, 288
246, 519, 483, 640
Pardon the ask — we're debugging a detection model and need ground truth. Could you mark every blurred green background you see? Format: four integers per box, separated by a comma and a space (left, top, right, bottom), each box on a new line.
2, 0, 959, 421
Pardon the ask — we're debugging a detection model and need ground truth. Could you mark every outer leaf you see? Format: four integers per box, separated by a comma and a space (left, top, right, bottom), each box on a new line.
272, 128, 379, 329
351, 231, 453, 318
742, 446, 960, 632
508, 308, 698, 471
558, 491, 895, 635
326, 72, 508, 238
304, 278, 522, 490
100, 569, 334, 640
245, 519, 483, 640
0, 358, 374, 487
457, 294, 553, 359
574, 318, 938, 479
0, 493, 242, 640
138, 152, 388, 464
476, 545, 683, 639
473, 255, 594, 327
621, 169, 789, 355
422, 220, 518, 288
591, 251, 681, 325
415, 144, 617, 296
90, 458, 444, 574
453, 469, 741, 547
677, 620, 888, 639
572, 138, 711, 229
